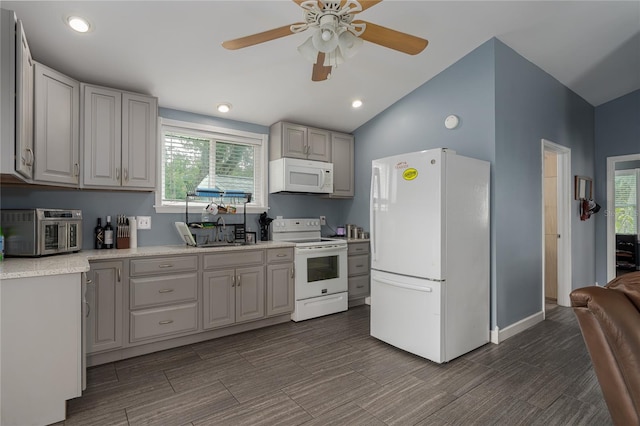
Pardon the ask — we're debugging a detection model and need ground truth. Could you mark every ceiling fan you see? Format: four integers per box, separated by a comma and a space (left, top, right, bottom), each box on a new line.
221, 0, 428, 82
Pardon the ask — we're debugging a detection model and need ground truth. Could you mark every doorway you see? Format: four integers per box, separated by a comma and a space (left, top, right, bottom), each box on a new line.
542, 140, 572, 309
606, 153, 640, 281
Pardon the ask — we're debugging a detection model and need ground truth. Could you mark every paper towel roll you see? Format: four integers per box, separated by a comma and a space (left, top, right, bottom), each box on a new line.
128, 216, 137, 248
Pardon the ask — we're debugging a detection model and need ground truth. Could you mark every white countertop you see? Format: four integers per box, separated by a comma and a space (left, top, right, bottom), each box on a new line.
0, 241, 295, 280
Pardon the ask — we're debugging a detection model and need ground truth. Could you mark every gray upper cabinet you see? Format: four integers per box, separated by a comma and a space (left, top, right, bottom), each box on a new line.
270, 121, 331, 162
82, 84, 157, 190
328, 132, 354, 198
15, 19, 33, 180
33, 62, 80, 186
0, 10, 34, 182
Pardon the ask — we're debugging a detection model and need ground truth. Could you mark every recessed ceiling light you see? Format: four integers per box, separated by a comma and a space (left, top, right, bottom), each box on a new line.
67, 16, 91, 33
217, 103, 232, 113
352, 99, 363, 108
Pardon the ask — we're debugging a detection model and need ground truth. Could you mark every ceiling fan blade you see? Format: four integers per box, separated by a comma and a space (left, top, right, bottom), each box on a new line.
355, 20, 428, 55
222, 24, 302, 50
312, 52, 332, 81
355, 0, 383, 12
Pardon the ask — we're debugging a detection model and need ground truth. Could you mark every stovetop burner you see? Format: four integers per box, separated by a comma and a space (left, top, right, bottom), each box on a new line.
271, 217, 346, 247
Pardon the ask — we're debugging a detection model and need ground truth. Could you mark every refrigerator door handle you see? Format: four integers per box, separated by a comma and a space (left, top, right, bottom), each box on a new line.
370, 167, 381, 261
376, 276, 434, 292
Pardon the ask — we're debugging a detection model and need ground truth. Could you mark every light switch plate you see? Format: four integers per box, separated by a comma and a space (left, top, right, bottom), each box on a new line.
320, 215, 326, 225
137, 216, 151, 230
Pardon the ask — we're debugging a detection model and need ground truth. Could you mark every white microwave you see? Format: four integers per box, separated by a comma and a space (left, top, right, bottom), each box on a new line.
269, 158, 333, 194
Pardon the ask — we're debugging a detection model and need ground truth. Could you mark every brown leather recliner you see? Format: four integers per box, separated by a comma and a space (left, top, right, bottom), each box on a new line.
570, 271, 640, 426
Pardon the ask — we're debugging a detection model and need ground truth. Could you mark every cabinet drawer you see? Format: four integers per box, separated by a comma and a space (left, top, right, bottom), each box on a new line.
130, 256, 197, 276
203, 250, 264, 270
349, 274, 370, 299
130, 273, 197, 309
130, 303, 197, 342
348, 242, 369, 255
348, 254, 370, 276
267, 248, 294, 263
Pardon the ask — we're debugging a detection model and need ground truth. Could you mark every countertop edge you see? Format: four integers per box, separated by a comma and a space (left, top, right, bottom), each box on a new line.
1, 242, 296, 280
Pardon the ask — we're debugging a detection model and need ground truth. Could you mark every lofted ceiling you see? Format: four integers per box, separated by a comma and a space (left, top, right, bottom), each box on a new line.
3, 1, 639, 133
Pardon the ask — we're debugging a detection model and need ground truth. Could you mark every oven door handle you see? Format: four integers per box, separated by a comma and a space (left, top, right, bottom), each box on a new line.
295, 245, 347, 255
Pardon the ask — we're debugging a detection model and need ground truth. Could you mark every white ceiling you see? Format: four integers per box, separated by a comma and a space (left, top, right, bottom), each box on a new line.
4, 1, 639, 133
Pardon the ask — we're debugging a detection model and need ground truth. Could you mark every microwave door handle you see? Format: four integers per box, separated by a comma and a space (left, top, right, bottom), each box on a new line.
319, 169, 326, 189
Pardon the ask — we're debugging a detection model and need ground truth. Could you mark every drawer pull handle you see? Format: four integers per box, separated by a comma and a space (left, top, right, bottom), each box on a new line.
356, 285, 365, 288
277, 253, 287, 257
237, 275, 241, 286
356, 264, 364, 267
355, 248, 364, 251
158, 289, 174, 293
159, 264, 174, 268
159, 320, 174, 325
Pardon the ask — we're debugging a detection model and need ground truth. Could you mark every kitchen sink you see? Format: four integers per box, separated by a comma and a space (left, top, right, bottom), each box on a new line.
197, 242, 247, 248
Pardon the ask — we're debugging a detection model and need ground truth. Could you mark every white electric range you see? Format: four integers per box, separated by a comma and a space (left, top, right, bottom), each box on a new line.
272, 217, 348, 322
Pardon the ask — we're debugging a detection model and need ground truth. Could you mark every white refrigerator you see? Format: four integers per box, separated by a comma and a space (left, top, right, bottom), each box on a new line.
370, 148, 490, 363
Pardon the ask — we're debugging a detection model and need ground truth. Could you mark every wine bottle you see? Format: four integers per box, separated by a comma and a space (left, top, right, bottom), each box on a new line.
94, 218, 104, 249
104, 216, 114, 249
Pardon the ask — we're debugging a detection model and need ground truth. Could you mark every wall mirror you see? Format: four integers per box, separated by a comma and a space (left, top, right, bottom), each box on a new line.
574, 175, 593, 200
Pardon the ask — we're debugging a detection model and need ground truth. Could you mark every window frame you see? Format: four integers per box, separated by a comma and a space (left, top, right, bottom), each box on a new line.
154, 118, 269, 215
614, 168, 639, 235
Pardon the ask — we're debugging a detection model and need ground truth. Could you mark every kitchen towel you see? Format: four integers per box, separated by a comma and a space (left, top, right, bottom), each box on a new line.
128, 216, 137, 248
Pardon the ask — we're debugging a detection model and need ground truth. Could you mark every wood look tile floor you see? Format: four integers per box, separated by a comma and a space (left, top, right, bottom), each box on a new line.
57, 304, 611, 425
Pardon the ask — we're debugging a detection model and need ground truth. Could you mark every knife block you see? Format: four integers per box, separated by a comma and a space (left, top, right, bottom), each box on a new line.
117, 237, 130, 249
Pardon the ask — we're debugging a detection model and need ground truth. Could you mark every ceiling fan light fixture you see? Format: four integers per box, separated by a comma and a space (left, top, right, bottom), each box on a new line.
216, 103, 232, 113
298, 36, 318, 63
338, 30, 363, 59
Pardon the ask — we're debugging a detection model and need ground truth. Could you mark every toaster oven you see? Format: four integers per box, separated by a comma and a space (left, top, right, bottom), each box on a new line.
1, 209, 83, 257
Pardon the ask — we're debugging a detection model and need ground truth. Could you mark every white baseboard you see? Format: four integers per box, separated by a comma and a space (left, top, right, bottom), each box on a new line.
490, 310, 544, 344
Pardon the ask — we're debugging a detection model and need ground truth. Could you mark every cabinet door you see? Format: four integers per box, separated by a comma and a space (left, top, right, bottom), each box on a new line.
122, 92, 157, 188
307, 127, 331, 162
82, 85, 122, 187
86, 261, 123, 353
282, 123, 307, 159
15, 20, 33, 179
266, 263, 294, 316
34, 62, 80, 185
235, 265, 265, 323
202, 269, 236, 329
329, 132, 354, 197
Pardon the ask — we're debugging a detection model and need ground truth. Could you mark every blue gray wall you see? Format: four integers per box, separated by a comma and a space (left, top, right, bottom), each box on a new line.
494, 40, 595, 328
594, 89, 640, 285
349, 38, 597, 330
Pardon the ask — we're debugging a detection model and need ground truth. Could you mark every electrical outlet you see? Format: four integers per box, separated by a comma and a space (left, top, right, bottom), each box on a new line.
320, 215, 326, 225
137, 216, 151, 230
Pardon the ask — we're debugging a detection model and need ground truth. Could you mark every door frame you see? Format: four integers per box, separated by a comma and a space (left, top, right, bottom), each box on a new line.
606, 153, 640, 281
541, 139, 572, 308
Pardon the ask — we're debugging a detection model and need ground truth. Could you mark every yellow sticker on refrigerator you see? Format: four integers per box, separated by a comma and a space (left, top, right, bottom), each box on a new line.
402, 168, 418, 181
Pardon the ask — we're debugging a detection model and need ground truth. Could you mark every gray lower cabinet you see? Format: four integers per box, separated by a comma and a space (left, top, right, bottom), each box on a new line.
266, 248, 295, 316
128, 255, 199, 343
202, 250, 265, 330
348, 241, 370, 302
86, 260, 123, 353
